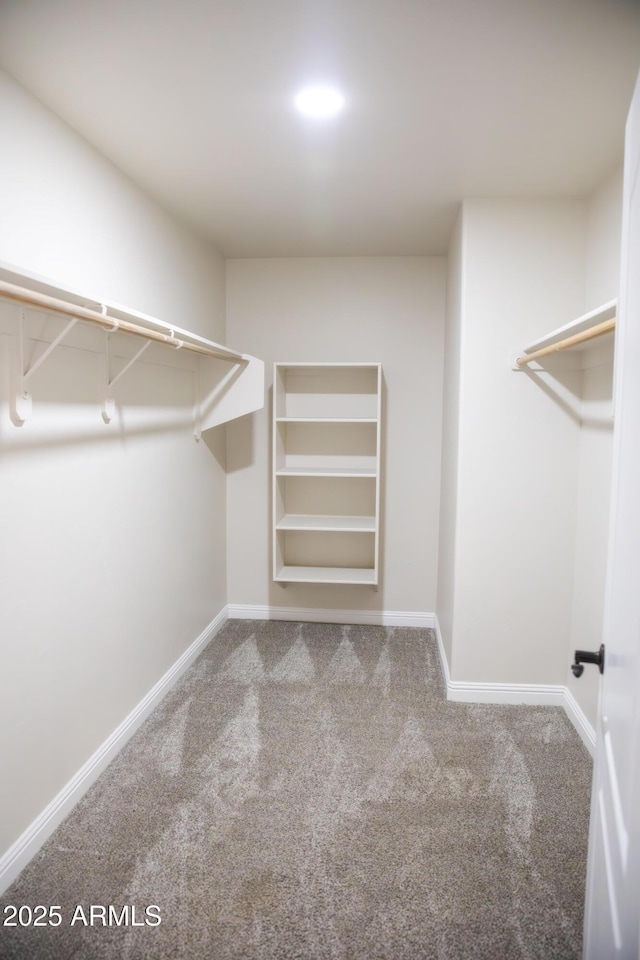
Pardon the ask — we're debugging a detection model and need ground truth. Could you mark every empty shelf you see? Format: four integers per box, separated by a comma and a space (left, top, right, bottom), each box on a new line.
276, 514, 376, 532
276, 417, 378, 423
276, 466, 377, 477
275, 565, 377, 585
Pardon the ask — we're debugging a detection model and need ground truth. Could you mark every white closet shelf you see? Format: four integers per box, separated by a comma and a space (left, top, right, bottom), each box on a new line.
0, 263, 247, 364
276, 417, 378, 423
0, 261, 264, 431
275, 565, 377, 585
514, 299, 617, 368
276, 514, 376, 532
275, 466, 377, 477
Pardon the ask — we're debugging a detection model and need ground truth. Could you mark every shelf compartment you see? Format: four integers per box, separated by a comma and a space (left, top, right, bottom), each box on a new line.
274, 419, 377, 474
276, 514, 376, 532
274, 364, 380, 420
275, 529, 375, 575
275, 475, 376, 520
274, 565, 377, 585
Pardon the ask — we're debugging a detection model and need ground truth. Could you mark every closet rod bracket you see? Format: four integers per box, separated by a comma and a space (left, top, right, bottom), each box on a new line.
12, 309, 78, 424
102, 396, 116, 425
102, 334, 151, 424
12, 371, 32, 424
12, 314, 31, 424
511, 351, 537, 372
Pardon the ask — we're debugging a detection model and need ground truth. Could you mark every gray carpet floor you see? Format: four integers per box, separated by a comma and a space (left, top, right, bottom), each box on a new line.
0, 621, 593, 960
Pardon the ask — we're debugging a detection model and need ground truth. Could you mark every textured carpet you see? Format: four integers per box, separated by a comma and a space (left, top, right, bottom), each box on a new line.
0, 621, 592, 960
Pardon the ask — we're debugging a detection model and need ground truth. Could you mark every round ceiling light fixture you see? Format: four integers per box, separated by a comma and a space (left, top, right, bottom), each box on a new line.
294, 85, 345, 119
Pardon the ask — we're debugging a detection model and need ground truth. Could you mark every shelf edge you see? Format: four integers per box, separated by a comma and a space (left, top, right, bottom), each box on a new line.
521, 299, 617, 355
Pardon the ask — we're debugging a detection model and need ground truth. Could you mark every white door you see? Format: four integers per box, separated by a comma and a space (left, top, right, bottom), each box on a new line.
583, 69, 640, 960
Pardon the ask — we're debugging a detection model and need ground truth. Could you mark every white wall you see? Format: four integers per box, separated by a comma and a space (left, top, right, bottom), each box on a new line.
444, 200, 587, 684
225, 256, 445, 614
0, 72, 224, 336
0, 72, 227, 859
566, 166, 622, 728
585, 166, 624, 309
436, 212, 463, 666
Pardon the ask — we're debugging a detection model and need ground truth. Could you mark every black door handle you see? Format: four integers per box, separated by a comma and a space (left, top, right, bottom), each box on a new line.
571, 644, 605, 678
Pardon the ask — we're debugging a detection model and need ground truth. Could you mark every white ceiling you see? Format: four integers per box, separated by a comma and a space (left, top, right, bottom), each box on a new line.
1, 0, 640, 257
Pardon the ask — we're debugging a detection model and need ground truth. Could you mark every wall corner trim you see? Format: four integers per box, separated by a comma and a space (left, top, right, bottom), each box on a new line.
227, 604, 435, 628
433, 615, 452, 691
433, 618, 595, 755
562, 686, 596, 756
0, 607, 228, 896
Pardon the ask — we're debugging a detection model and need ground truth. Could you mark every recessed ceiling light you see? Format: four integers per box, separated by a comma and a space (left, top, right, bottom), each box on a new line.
294, 85, 345, 119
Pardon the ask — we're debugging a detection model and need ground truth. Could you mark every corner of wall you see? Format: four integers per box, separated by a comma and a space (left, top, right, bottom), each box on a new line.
0, 608, 229, 896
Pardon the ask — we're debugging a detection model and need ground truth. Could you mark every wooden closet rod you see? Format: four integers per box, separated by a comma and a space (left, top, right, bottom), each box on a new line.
516, 316, 616, 367
0, 279, 248, 365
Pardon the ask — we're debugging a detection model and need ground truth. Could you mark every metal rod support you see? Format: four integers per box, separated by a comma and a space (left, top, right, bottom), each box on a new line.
108, 340, 151, 389
23, 316, 78, 383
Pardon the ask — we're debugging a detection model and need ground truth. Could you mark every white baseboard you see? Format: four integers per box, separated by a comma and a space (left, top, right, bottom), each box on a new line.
434, 615, 595, 753
447, 680, 565, 706
0, 607, 228, 896
227, 604, 435, 628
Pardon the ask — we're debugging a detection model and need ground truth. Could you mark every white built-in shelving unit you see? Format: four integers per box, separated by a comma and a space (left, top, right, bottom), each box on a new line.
273, 362, 382, 585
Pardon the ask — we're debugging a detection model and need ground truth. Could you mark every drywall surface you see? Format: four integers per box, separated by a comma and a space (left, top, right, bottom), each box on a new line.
225, 256, 445, 613
0, 71, 225, 337
585, 165, 623, 310
0, 73, 227, 857
565, 169, 621, 727
436, 212, 463, 669
450, 200, 586, 684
